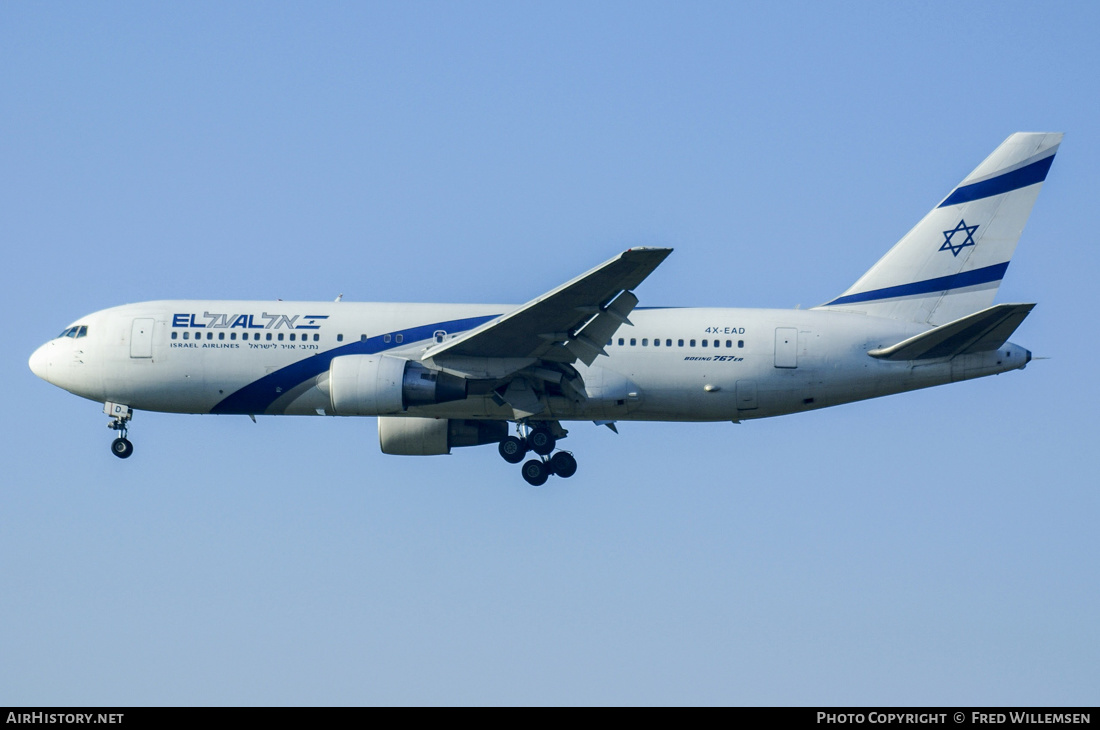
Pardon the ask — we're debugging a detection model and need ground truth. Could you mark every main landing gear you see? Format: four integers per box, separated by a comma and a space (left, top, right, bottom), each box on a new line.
105, 401, 134, 459
498, 423, 577, 486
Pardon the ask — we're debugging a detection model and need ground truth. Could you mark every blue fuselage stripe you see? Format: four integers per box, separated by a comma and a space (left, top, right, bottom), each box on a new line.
210, 314, 499, 415
938, 154, 1054, 208
824, 262, 1009, 307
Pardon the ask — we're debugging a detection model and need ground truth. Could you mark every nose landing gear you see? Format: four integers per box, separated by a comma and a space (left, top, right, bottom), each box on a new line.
499, 421, 576, 486
104, 402, 134, 459
111, 436, 134, 458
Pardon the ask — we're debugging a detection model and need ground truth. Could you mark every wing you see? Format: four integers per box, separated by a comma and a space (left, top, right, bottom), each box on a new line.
424, 247, 672, 366
422, 247, 671, 419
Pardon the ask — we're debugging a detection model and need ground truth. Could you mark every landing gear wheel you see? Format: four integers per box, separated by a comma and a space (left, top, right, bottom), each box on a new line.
549, 451, 577, 478
528, 427, 556, 456
521, 459, 549, 487
498, 436, 527, 464
111, 437, 134, 459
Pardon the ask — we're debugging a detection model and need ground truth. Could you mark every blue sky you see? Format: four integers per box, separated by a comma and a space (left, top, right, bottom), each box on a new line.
3, 1, 1098, 705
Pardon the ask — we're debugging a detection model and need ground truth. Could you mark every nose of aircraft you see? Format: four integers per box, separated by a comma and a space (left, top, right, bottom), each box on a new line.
29, 343, 50, 381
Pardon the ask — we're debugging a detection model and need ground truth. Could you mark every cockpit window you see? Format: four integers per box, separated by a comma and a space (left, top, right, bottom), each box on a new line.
76, 326, 88, 338
58, 325, 88, 339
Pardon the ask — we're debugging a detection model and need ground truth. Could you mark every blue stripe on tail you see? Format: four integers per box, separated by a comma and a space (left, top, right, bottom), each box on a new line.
824, 262, 1009, 307
938, 154, 1054, 208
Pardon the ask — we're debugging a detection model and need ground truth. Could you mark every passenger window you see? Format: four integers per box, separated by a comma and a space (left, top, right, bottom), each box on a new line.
666, 339, 672, 347
337, 334, 344, 342
395, 334, 403, 343
678, 339, 684, 347
218, 332, 225, 340
726, 340, 732, 348
630, 338, 636, 346
266, 333, 272, 341
171, 332, 178, 340
183, 332, 189, 340
738, 340, 744, 348
642, 338, 648, 346
654, 338, 660, 347
289, 333, 295, 341
618, 338, 624, 346
690, 339, 696, 347
230, 332, 236, 340
278, 333, 284, 341
702, 339, 708, 347
313, 334, 319, 342
383, 334, 391, 343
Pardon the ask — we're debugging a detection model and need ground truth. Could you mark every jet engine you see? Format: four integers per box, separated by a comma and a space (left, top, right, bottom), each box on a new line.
378, 417, 508, 456
328, 354, 467, 416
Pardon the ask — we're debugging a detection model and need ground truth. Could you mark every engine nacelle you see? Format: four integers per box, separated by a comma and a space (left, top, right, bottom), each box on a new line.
328, 354, 467, 416
379, 417, 508, 456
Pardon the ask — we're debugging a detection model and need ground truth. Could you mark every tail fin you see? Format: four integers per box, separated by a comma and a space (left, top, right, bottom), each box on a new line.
818, 133, 1061, 325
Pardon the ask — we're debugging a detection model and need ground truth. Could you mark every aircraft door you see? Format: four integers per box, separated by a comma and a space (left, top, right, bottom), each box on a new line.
735, 380, 758, 410
130, 318, 154, 358
774, 328, 797, 368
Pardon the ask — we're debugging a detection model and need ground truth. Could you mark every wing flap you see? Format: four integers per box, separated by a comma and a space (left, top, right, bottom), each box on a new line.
565, 291, 639, 366
868, 303, 1035, 361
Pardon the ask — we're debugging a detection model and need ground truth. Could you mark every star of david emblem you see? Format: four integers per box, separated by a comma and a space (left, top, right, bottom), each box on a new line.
940, 219, 979, 257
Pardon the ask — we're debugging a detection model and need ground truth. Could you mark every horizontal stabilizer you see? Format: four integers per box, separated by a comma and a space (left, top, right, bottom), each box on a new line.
868, 303, 1035, 361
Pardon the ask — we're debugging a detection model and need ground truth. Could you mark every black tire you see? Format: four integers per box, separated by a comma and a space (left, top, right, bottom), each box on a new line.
498, 436, 527, 464
549, 451, 577, 479
111, 437, 134, 459
528, 427, 556, 456
521, 459, 549, 487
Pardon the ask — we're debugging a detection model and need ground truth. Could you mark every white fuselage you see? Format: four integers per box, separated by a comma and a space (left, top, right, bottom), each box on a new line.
29, 300, 1030, 424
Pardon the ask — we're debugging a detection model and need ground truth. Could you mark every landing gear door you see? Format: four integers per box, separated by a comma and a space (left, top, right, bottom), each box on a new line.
583, 368, 643, 417
130, 318, 155, 358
